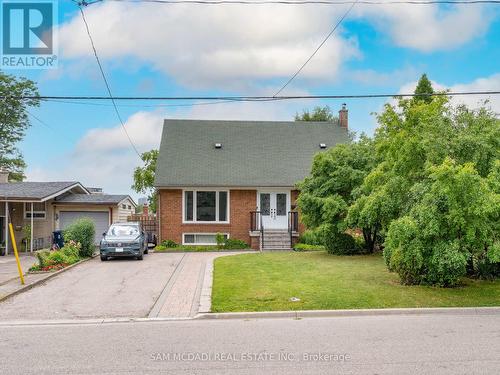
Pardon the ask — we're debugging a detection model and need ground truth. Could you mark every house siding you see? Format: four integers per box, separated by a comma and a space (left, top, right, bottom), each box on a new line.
116, 198, 135, 222
158, 189, 257, 247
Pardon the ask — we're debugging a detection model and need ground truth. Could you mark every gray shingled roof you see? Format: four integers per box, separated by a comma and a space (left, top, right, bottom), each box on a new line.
0, 182, 86, 201
154, 119, 349, 187
55, 194, 134, 206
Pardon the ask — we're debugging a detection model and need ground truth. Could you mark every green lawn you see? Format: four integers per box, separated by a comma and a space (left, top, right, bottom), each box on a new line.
211, 252, 500, 312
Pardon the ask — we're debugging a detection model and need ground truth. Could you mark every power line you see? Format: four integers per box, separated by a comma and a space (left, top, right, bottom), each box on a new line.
40, 98, 266, 108
26, 109, 55, 131
77, 3, 141, 158
5, 91, 500, 101
84, 0, 500, 5
273, 0, 358, 96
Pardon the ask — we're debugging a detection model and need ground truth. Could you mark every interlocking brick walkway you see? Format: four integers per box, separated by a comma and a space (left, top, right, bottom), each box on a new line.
149, 252, 250, 318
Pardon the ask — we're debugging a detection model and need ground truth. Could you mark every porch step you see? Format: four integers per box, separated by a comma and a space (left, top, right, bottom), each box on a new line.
261, 230, 292, 251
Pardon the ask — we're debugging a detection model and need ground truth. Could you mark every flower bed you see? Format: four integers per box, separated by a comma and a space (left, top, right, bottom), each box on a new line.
29, 241, 84, 273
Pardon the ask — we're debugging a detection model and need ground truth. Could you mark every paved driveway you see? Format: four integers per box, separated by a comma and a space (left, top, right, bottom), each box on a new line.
0, 252, 246, 321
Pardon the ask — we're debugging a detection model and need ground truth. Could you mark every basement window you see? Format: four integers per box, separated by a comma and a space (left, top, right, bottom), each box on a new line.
183, 233, 228, 245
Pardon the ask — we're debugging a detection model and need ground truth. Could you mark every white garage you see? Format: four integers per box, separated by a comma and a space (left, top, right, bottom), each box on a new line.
54, 194, 136, 245
59, 211, 110, 245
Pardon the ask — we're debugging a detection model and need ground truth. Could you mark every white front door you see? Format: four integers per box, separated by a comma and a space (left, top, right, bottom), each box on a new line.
258, 191, 290, 229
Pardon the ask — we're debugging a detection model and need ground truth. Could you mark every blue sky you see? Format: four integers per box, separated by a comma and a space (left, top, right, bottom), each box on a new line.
7, 0, 500, 200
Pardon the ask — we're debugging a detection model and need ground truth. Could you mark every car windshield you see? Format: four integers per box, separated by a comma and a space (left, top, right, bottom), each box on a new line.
107, 224, 140, 237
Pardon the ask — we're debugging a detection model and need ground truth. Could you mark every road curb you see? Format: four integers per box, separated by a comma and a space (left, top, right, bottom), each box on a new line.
0, 306, 498, 327
195, 306, 500, 320
0, 254, 97, 303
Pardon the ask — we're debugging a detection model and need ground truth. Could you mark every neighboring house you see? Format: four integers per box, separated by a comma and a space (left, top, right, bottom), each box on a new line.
154, 106, 350, 250
0, 172, 136, 255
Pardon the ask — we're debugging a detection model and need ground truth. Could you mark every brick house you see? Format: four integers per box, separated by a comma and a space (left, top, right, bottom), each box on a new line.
155, 108, 349, 250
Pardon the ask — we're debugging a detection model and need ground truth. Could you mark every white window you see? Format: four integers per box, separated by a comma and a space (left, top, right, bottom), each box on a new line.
24, 202, 46, 220
183, 233, 228, 245
183, 190, 229, 223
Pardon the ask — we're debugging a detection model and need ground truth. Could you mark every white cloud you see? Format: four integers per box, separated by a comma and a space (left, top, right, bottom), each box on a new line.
54, 2, 495, 90
355, 3, 491, 52
398, 73, 500, 113
58, 2, 359, 89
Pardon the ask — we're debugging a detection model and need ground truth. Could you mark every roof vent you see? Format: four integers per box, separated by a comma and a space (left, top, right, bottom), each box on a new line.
214, 143, 223, 149
319, 143, 327, 149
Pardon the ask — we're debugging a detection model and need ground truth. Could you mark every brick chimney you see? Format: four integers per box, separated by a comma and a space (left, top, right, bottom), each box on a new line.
339, 103, 348, 130
143, 204, 149, 216
0, 168, 9, 183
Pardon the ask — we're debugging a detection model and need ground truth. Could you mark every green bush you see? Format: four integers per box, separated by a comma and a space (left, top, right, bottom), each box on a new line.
161, 239, 178, 248
475, 258, 500, 280
64, 218, 95, 257
35, 250, 53, 268
48, 251, 70, 265
384, 217, 425, 284
298, 229, 323, 245
215, 233, 226, 249
324, 229, 358, 255
293, 243, 325, 251
426, 241, 467, 287
61, 241, 81, 264
223, 238, 249, 250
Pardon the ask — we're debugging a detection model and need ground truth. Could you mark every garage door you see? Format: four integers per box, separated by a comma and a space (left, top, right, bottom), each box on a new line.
60, 211, 110, 245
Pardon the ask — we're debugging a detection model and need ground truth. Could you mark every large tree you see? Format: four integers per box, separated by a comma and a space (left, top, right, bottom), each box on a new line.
347, 77, 499, 284
132, 149, 158, 212
297, 135, 378, 253
0, 72, 39, 181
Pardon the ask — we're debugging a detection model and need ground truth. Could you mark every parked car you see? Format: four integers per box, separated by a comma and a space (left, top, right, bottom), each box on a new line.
100, 222, 148, 261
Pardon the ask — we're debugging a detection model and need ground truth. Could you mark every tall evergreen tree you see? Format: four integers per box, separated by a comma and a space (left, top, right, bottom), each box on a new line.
413, 73, 434, 104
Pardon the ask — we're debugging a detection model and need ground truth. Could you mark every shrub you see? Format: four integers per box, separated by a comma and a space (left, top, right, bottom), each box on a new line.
223, 238, 249, 250
161, 239, 178, 248
64, 218, 95, 257
324, 229, 358, 255
215, 233, 225, 249
293, 243, 325, 252
61, 241, 81, 264
48, 251, 70, 265
384, 217, 425, 284
426, 241, 467, 287
475, 258, 500, 280
298, 229, 323, 245
35, 250, 53, 268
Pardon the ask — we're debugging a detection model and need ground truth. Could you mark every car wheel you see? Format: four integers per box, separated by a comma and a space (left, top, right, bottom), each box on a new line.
137, 253, 143, 260
144, 248, 149, 254
100, 255, 108, 261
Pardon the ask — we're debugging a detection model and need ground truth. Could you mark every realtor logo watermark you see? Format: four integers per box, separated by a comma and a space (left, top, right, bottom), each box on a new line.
1, 0, 58, 69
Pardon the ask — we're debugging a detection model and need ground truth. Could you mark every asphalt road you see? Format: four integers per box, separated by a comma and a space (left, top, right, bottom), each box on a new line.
1, 313, 499, 374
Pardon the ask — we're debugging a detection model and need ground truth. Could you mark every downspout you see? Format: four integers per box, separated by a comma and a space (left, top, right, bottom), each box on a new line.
30, 202, 33, 252
157, 189, 161, 244
4, 201, 8, 255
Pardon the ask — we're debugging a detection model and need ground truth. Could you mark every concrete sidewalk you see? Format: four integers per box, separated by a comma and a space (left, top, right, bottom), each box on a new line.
0, 254, 37, 285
